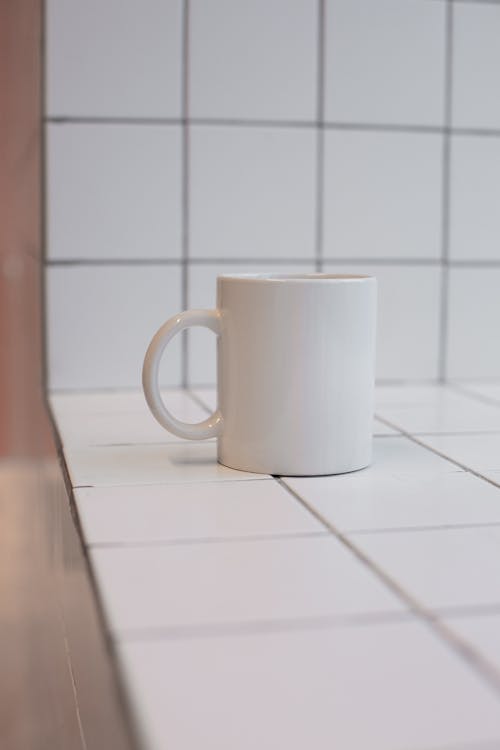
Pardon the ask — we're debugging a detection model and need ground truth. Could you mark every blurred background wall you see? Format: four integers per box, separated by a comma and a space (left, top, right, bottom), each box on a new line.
44, 0, 500, 391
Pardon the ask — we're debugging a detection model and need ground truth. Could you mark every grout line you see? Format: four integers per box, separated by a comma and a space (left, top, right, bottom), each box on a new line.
88, 530, 330, 550
84, 427, 500, 450
180, 0, 190, 387
45, 116, 183, 125
72, 477, 273, 490
90, 439, 217, 448
323, 257, 441, 266
322, 121, 443, 135
274, 476, 500, 695
348, 519, 500, 537
375, 413, 500, 490
450, 260, 500, 267
46, 258, 183, 267
409, 429, 500, 437
191, 117, 315, 130
401, 743, 500, 750
187, 388, 213, 415
314, 0, 326, 273
43, 116, 500, 140
449, 382, 500, 409
44, 111, 500, 138
114, 609, 417, 644
453, 0, 500, 4
62, 428, 500, 451
438, 0, 454, 382
45, 257, 444, 268
435, 602, 500, 621
76, 476, 273, 490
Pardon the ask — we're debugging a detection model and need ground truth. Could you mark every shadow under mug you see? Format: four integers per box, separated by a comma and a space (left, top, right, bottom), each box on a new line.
143, 273, 377, 476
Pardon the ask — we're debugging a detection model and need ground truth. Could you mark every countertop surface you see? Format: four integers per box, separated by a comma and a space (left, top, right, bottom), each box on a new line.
50, 383, 500, 750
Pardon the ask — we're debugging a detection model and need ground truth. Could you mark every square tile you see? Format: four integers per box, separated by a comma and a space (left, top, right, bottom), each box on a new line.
419, 433, 500, 476
50, 390, 207, 447
324, 264, 441, 380
323, 130, 442, 261
325, 0, 446, 126
49, 390, 186, 417
46, 265, 182, 389
186, 263, 315, 385
372, 419, 398, 436
449, 136, 500, 261
452, 2, 500, 129
63, 440, 267, 488
446, 613, 500, 676
118, 622, 500, 750
190, 126, 316, 259
75, 479, 324, 545
376, 389, 500, 434
292, 435, 461, 483
354, 525, 500, 611
46, 0, 182, 117
447, 268, 500, 379
376, 383, 465, 409
91, 535, 403, 634
285, 471, 500, 534
190, 0, 317, 120
47, 124, 181, 260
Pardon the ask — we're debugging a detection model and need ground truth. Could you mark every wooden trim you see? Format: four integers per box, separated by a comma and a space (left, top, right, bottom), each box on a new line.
0, 0, 51, 456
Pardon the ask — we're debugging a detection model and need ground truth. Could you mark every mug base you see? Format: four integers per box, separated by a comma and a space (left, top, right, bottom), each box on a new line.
217, 457, 371, 478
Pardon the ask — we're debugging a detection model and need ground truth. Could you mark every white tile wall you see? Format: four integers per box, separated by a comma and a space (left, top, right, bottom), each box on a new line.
324, 264, 441, 380
46, 0, 182, 117
323, 130, 443, 260
325, 0, 446, 126
189, 0, 317, 121
449, 135, 500, 261
189, 126, 316, 260
452, 2, 500, 130
447, 268, 500, 379
45, 1, 500, 388
47, 124, 182, 261
47, 265, 182, 389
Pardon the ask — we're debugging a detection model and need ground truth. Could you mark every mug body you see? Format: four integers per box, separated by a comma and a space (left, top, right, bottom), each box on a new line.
216, 274, 377, 476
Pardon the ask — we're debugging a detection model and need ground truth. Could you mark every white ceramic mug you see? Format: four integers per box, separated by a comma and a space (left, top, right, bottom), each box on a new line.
143, 273, 377, 476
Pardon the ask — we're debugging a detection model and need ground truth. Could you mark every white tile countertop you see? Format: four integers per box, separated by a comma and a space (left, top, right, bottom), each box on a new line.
49, 383, 500, 750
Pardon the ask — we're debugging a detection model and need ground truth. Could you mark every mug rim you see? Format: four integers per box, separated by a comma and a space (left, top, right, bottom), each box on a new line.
218, 273, 375, 283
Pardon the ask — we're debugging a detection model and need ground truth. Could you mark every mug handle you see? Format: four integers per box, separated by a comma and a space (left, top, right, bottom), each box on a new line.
142, 309, 223, 440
